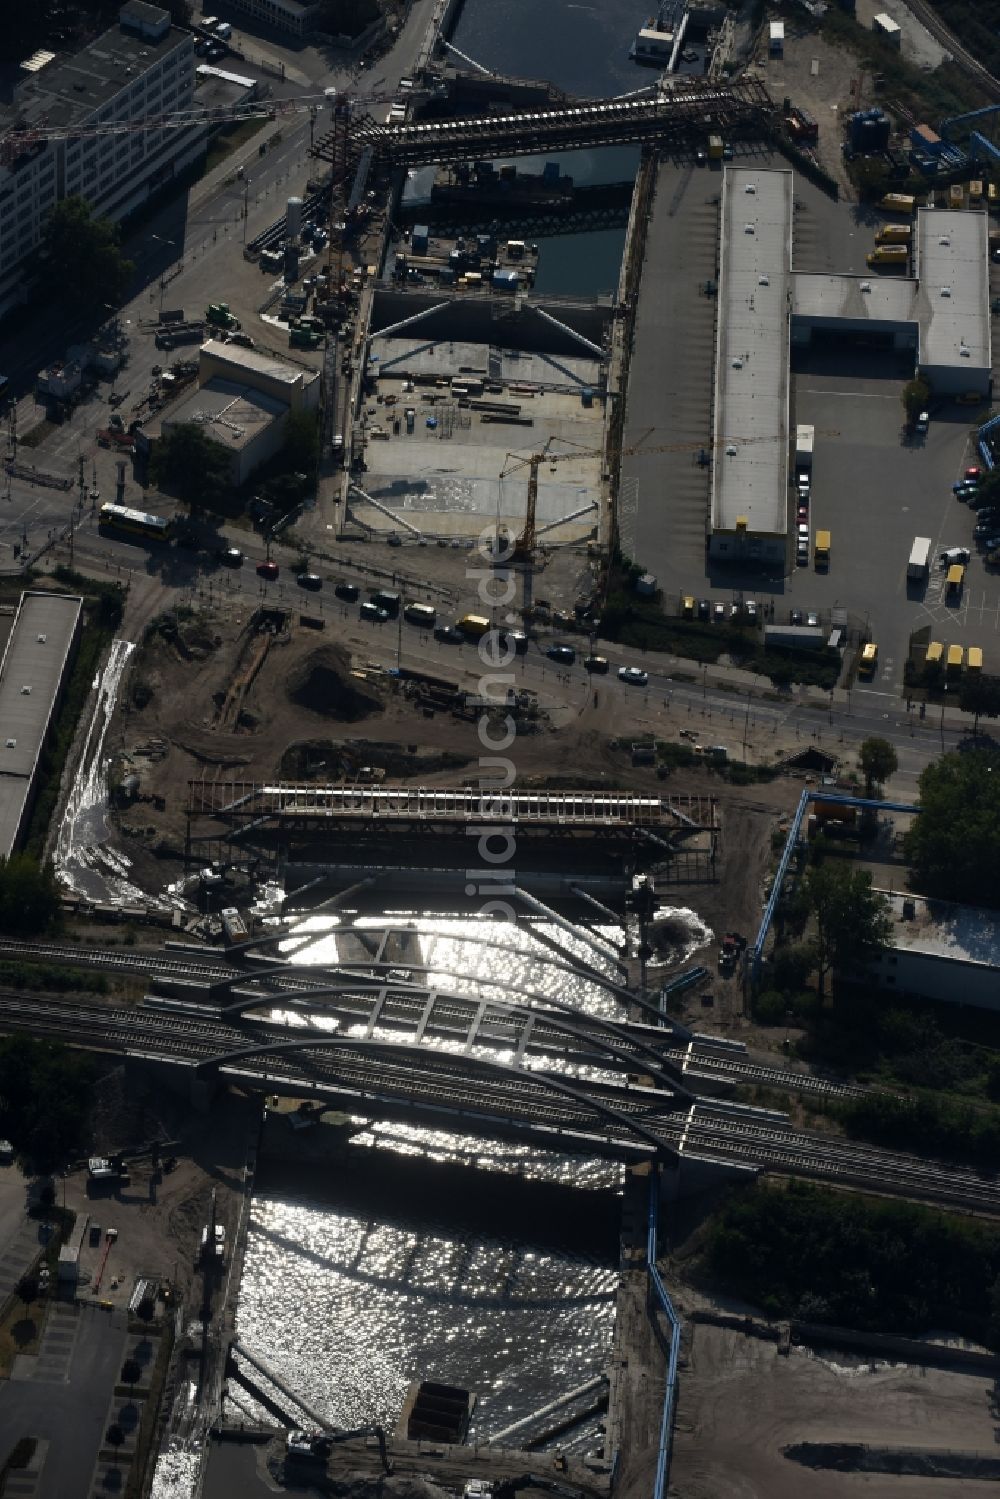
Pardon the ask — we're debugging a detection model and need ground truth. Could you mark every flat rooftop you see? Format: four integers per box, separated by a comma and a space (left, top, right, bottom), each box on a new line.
12, 17, 187, 130
711, 167, 792, 538
360, 336, 604, 537
161, 379, 287, 451
0, 592, 82, 857
792, 272, 919, 325
915, 208, 991, 376
199, 341, 311, 390
881, 890, 1000, 969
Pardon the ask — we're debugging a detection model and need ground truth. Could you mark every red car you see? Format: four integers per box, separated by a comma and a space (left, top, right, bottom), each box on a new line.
256, 560, 279, 581
797, 504, 809, 521
966, 466, 981, 481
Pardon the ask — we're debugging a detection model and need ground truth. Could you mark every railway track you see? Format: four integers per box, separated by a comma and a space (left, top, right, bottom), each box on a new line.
902, 0, 1000, 103
0, 989, 997, 1212
0, 939, 868, 1102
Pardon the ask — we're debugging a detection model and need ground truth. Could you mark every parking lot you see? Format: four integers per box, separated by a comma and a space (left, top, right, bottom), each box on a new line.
622, 148, 1000, 688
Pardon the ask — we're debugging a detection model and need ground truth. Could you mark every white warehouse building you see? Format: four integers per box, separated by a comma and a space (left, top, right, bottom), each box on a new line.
0, 2, 204, 320
870, 891, 1000, 1014
710, 168, 991, 564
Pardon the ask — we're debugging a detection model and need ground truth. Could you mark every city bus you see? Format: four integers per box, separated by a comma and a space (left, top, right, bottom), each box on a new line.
98, 503, 175, 542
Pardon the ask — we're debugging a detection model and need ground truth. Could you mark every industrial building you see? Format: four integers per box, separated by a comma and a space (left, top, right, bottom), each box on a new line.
0, 3, 203, 320
0, 592, 83, 859
222, 0, 321, 36
710, 168, 991, 563
870, 891, 1000, 1013
708, 167, 793, 565
136, 341, 321, 486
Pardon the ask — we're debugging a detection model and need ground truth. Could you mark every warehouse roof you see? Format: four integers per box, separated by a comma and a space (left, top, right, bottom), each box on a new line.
792, 272, 919, 325
0, 592, 82, 857
161, 379, 287, 453
711, 167, 792, 538
199, 341, 309, 390
915, 208, 990, 377
880, 890, 1000, 968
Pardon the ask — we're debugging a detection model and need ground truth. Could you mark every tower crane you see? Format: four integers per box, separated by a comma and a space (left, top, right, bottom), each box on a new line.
500, 428, 841, 564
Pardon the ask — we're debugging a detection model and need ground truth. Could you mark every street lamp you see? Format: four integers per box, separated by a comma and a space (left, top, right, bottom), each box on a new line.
149, 233, 176, 315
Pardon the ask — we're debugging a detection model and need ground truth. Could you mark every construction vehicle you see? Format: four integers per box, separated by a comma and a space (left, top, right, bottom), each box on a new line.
866, 245, 909, 267
205, 303, 240, 331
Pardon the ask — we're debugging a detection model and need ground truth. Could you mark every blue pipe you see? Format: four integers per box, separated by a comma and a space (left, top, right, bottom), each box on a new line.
750, 790, 919, 979
647, 1171, 681, 1499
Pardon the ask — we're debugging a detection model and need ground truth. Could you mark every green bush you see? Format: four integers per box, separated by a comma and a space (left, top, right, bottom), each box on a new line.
704, 1180, 1000, 1342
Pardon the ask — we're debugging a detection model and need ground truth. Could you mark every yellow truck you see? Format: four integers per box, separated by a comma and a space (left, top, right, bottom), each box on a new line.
879, 192, 918, 215
708, 134, 724, 160
866, 245, 909, 266
946, 563, 966, 598
946, 644, 964, 676
967, 645, 983, 672
875, 223, 911, 244
814, 529, 831, 569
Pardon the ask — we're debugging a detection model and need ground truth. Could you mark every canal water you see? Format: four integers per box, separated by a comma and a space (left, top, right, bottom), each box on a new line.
221, 905, 710, 1446
448, 0, 662, 296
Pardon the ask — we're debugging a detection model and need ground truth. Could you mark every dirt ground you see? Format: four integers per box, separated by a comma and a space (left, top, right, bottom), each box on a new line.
750, 20, 864, 198
669, 1321, 1000, 1499
61, 1069, 257, 1313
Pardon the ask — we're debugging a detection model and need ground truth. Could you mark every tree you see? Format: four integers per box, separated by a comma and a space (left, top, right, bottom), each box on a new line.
958, 673, 1000, 735
40, 197, 134, 309
148, 423, 232, 509
770, 942, 816, 995
121, 1358, 142, 1391
105, 1424, 125, 1452
905, 749, 1000, 906
282, 409, 320, 476
16, 1274, 38, 1310
901, 377, 930, 422
859, 736, 898, 799
0, 855, 59, 934
0, 1036, 93, 1176
804, 863, 891, 995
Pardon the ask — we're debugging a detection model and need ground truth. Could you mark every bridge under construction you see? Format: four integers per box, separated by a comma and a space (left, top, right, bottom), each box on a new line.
184, 782, 720, 887
312, 77, 777, 171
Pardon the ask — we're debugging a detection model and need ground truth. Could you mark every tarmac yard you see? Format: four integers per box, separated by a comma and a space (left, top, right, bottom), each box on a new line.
353, 338, 606, 541
671, 1321, 1000, 1499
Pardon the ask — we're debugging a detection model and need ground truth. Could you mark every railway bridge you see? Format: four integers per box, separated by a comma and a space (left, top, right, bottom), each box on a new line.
312, 78, 777, 170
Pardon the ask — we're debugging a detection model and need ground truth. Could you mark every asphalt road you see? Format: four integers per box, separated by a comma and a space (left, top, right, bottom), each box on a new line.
0, 1302, 126, 1499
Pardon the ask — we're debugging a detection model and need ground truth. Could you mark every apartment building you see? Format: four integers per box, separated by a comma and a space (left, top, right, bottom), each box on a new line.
0, 3, 205, 319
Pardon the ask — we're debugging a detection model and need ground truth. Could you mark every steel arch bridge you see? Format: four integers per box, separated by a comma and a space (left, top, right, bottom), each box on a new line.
195, 1033, 681, 1161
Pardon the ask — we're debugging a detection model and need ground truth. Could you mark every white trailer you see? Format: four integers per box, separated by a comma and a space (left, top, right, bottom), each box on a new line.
794, 423, 815, 477
907, 536, 932, 581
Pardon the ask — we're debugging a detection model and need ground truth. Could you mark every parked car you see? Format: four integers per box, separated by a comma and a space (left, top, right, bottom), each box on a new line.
790, 608, 804, 625
618, 666, 648, 686
745, 600, 758, 621
796, 545, 809, 567
360, 601, 389, 622
256, 560, 279, 580
216, 547, 243, 567
296, 573, 323, 591
697, 598, 711, 620
940, 546, 971, 566
334, 581, 360, 601
584, 655, 609, 673
547, 644, 576, 664
953, 480, 979, 497
978, 535, 1000, 554
797, 505, 809, 521
914, 410, 929, 434
434, 623, 464, 643
387, 533, 402, 547
806, 610, 819, 628
712, 601, 726, 621
965, 466, 981, 481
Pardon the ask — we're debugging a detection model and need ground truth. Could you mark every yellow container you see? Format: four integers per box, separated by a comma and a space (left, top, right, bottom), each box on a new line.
967, 645, 983, 672
925, 641, 943, 667
946, 644, 964, 675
